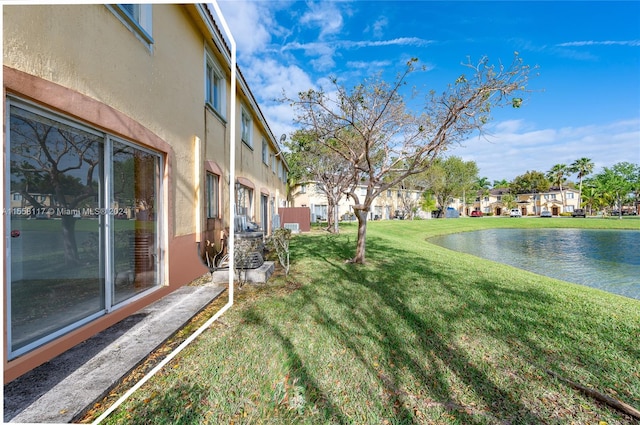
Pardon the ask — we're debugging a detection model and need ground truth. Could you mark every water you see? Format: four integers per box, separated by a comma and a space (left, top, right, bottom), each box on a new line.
428, 228, 640, 300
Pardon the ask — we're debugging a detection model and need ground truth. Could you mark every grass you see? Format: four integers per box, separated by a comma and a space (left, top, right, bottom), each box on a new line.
89, 217, 639, 424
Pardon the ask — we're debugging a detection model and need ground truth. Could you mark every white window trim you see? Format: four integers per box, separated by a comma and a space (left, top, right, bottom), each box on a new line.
262, 138, 269, 164
241, 106, 253, 148
107, 4, 154, 49
206, 172, 220, 219
205, 48, 227, 119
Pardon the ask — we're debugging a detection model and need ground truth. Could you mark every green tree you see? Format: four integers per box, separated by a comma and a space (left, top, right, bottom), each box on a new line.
475, 176, 491, 191
579, 185, 598, 215
492, 178, 509, 188
287, 55, 532, 263
473, 177, 491, 213
285, 129, 353, 233
422, 157, 479, 216
569, 157, 594, 207
501, 193, 517, 210
509, 170, 550, 194
594, 162, 637, 218
546, 164, 569, 210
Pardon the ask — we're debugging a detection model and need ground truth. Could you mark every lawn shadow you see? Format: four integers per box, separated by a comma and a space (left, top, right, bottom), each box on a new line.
240, 231, 639, 423
112, 381, 211, 425
272, 234, 551, 422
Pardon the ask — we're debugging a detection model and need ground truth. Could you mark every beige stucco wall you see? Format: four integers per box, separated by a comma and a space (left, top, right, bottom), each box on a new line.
4, 4, 206, 237
3, 3, 289, 381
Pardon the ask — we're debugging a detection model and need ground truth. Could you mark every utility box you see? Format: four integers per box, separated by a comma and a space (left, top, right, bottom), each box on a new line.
278, 207, 311, 232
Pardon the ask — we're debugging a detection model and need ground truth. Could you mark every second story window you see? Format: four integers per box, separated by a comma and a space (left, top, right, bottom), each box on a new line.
109, 4, 153, 48
241, 107, 252, 148
205, 50, 226, 117
262, 139, 268, 164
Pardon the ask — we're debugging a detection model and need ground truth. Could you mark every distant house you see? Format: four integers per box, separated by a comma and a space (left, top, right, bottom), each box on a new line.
3, 4, 287, 382
290, 181, 427, 221
460, 187, 582, 216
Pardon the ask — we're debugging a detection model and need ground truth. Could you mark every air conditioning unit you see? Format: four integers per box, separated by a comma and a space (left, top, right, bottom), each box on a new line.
283, 223, 300, 233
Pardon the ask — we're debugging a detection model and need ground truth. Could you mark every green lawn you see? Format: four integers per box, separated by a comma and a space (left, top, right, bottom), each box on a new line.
97, 217, 640, 424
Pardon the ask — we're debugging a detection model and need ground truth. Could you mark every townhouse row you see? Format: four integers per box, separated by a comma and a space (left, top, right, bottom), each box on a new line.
291, 182, 582, 220
3, 4, 288, 382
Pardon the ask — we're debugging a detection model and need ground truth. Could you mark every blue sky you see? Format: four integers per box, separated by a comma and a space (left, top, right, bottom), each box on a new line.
217, 1, 640, 183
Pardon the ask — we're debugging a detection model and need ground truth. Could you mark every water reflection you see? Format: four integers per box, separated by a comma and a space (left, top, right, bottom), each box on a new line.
429, 229, 640, 300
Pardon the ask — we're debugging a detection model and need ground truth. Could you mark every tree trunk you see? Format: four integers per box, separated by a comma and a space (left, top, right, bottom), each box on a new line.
61, 215, 80, 266
326, 202, 336, 233
352, 208, 368, 263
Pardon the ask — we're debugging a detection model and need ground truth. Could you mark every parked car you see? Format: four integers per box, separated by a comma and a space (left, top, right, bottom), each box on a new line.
540, 210, 552, 218
572, 208, 586, 218
470, 210, 483, 217
510, 209, 522, 217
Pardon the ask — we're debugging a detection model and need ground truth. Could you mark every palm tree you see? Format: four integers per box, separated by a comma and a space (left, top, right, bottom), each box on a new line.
580, 186, 597, 215
546, 163, 569, 211
474, 177, 491, 212
492, 178, 509, 188
569, 157, 594, 207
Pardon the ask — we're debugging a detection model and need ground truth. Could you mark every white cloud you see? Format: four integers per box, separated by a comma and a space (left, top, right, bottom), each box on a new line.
450, 118, 640, 182
366, 16, 388, 38
346, 60, 393, 69
242, 57, 315, 100
217, 1, 273, 55
556, 40, 640, 47
299, 2, 344, 39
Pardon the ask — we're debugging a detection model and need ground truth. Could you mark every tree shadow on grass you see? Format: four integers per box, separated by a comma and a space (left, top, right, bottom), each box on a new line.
113, 382, 211, 425
272, 233, 639, 423
247, 235, 547, 423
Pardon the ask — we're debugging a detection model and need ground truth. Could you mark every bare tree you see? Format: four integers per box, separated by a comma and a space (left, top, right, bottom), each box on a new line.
286, 129, 354, 233
10, 112, 101, 266
287, 55, 533, 263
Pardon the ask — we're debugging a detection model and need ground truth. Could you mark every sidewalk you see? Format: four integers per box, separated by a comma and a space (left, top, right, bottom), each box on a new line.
4, 281, 226, 424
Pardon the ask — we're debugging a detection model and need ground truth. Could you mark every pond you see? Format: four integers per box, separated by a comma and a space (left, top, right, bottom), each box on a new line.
428, 228, 640, 300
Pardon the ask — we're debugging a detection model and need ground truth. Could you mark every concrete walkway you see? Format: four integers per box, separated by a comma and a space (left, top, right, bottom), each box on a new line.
4, 282, 226, 424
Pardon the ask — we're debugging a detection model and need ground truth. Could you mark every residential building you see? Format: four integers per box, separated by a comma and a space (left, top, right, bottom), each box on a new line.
3, 4, 287, 382
465, 187, 582, 216
290, 181, 427, 221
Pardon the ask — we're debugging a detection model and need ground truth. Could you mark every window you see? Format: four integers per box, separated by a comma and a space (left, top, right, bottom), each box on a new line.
7, 99, 162, 358
566, 192, 574, 199
300, 184, 306, 194
206, 173, 219, 218
312, 205, 328, 222
205, 50, 226, 117
262, 139, 268, 164
241, 107, 252, 148
236, 184, 253, 217
109, 4, 153, 47
272, 154, 277, 173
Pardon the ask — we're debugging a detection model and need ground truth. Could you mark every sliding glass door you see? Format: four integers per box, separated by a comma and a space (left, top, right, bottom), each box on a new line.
7, 99, 162, 358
